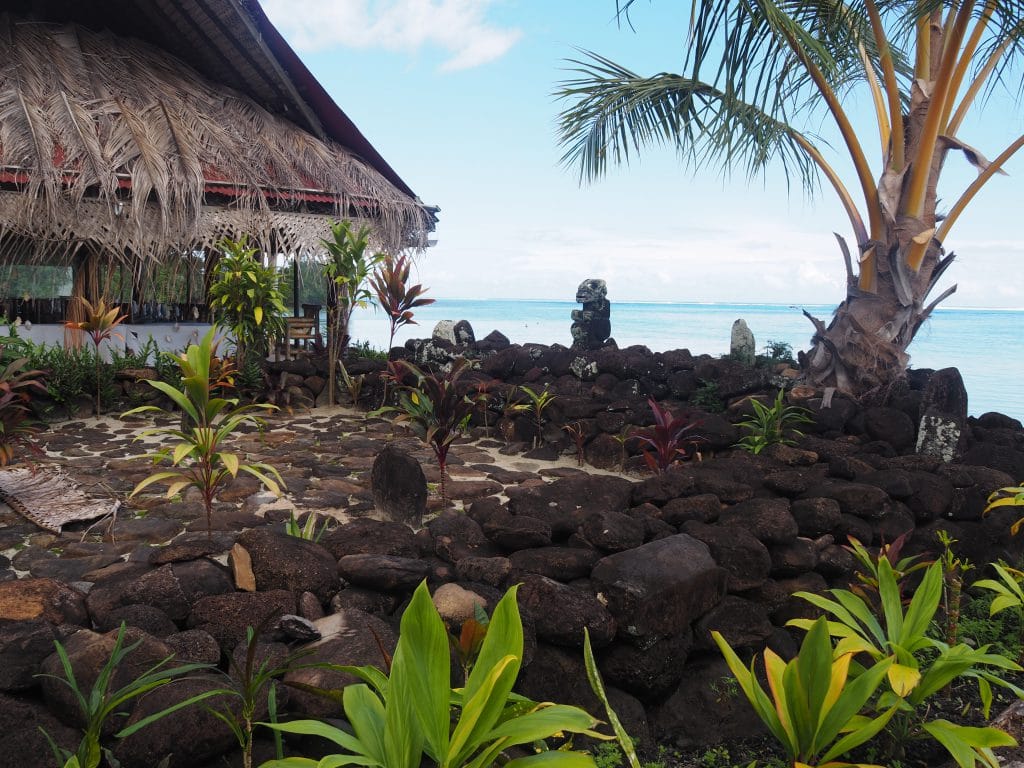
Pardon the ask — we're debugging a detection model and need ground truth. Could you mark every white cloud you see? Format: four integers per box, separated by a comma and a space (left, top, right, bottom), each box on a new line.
262, 0, 522, 71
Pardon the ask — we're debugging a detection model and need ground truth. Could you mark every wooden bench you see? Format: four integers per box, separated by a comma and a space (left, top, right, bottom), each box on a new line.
283, 317, 319, 359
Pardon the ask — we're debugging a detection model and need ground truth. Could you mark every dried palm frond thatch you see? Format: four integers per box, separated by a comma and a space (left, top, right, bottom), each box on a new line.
0, 15, 432, 267
0, 466, 117, 532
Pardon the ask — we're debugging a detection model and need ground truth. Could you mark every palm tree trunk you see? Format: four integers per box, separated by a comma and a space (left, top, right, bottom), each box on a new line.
802, 236, 956, 399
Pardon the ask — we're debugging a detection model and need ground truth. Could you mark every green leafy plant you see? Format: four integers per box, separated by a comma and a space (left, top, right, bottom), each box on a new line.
973, 563, 1024, 664
984, 483, 1024, 534
321, 220, 384, 406
260, 581, 603, 768
64, 297, 127, 416
761, 340, 796, 366
584, 628, 642, 768
338, 360, 365, 406
208, 236, 287, 367
284, 510, 330, 543
124, 327, 284, 537
845, 534, 930, 610
735, 389, 812, 455
38, 623, 213, 768
631, 398, 703, 473
790, 559, 1021, 767
201, 624, 321, 768
0, 351, 47, 465
691, 379, 724, 413
373, 358, 482, 507
510, 384, 557, 448
714, 616, 897, 768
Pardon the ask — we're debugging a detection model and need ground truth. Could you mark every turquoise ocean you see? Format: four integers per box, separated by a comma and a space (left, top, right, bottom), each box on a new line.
347, 300, 1023, 422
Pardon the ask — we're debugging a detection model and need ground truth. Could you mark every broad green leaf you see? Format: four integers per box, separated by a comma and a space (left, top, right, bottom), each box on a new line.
504, 751, 597, 768
922, 719, 1015, 768
396, 582, 451, 762
220, 452, 240, 476
130, 471, 187, 497
484, 704, 600, 745
343, 685, 386, 764
887, 663, 922, 696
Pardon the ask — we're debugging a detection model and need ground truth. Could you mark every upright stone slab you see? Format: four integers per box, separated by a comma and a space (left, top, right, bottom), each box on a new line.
371, 444, 427, 527
730, 319, 756, 364
917, 367, 969, 461
590, 534, 727, 644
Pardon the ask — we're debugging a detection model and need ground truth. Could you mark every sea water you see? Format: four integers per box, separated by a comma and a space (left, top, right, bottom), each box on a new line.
347, 299, 1023, 421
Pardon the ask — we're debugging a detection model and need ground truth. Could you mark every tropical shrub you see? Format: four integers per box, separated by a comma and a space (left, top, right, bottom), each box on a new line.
284, 510, 330, 543
0, 351, 47, 465
714, 616, 897, 768
631, 398, 703, 473
735, 389, 812, 454
208, 237, 287, 367
973, 563, 1024, 664
373, 358, 482, 507
369, 252, 434, 359
124, 327, 284, 537
259, 581, 602, 768
37, 623, 212, 768
321, 220, 384, 405
984, 483, 1024, 534
510, 385, 557, 448
790, 559, 1021, 767
64, 297, 127, 416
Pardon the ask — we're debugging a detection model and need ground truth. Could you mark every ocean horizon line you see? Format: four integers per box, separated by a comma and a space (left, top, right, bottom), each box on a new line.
424, 297, 1024, 312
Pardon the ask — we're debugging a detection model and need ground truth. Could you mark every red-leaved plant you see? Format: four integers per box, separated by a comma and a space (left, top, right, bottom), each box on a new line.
632, 398, 703, 473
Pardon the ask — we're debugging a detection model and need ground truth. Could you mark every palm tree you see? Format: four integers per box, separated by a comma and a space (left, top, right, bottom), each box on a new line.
557, 1, 1024, 398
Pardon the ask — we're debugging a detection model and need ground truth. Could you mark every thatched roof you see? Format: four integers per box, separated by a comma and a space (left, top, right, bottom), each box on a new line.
0, 1, 434, 266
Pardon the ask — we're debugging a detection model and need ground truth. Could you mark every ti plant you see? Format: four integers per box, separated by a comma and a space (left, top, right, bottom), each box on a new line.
790, 558, 1021, 768
510, 385, 556, 448
0, 351, 47, 465
714, 616, 898, 768
369, 252, 434, 360
373, 358, 482, 508
124, 327, 284, 538
735, 389, 813, 454
208, 236, 287, 368
38, 623, 214, 768
321, 220, 384, 406
64, 297, 127, 416
259, 581, 604, 768
562, 421, 587, 466
631, 398, 703, 473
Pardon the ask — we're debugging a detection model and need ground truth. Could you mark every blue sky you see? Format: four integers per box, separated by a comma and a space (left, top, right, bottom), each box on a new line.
262, 1, 1024, 308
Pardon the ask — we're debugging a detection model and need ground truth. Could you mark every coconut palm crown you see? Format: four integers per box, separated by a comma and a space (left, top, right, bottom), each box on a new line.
556, 1, 1024, 397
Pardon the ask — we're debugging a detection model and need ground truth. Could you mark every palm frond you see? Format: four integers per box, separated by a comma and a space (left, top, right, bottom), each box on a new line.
556, 50, 819, 192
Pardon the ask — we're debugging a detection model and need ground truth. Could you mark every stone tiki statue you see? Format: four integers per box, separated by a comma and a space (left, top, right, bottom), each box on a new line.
571, 278, 611, 350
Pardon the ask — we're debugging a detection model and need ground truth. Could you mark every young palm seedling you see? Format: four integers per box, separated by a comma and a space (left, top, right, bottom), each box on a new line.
124, 328, 284, 538
511, 384, 556, 448
372, 358, 482, 508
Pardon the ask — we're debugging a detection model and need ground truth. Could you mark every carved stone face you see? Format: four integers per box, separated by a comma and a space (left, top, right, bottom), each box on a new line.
575, 279, 607, 304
